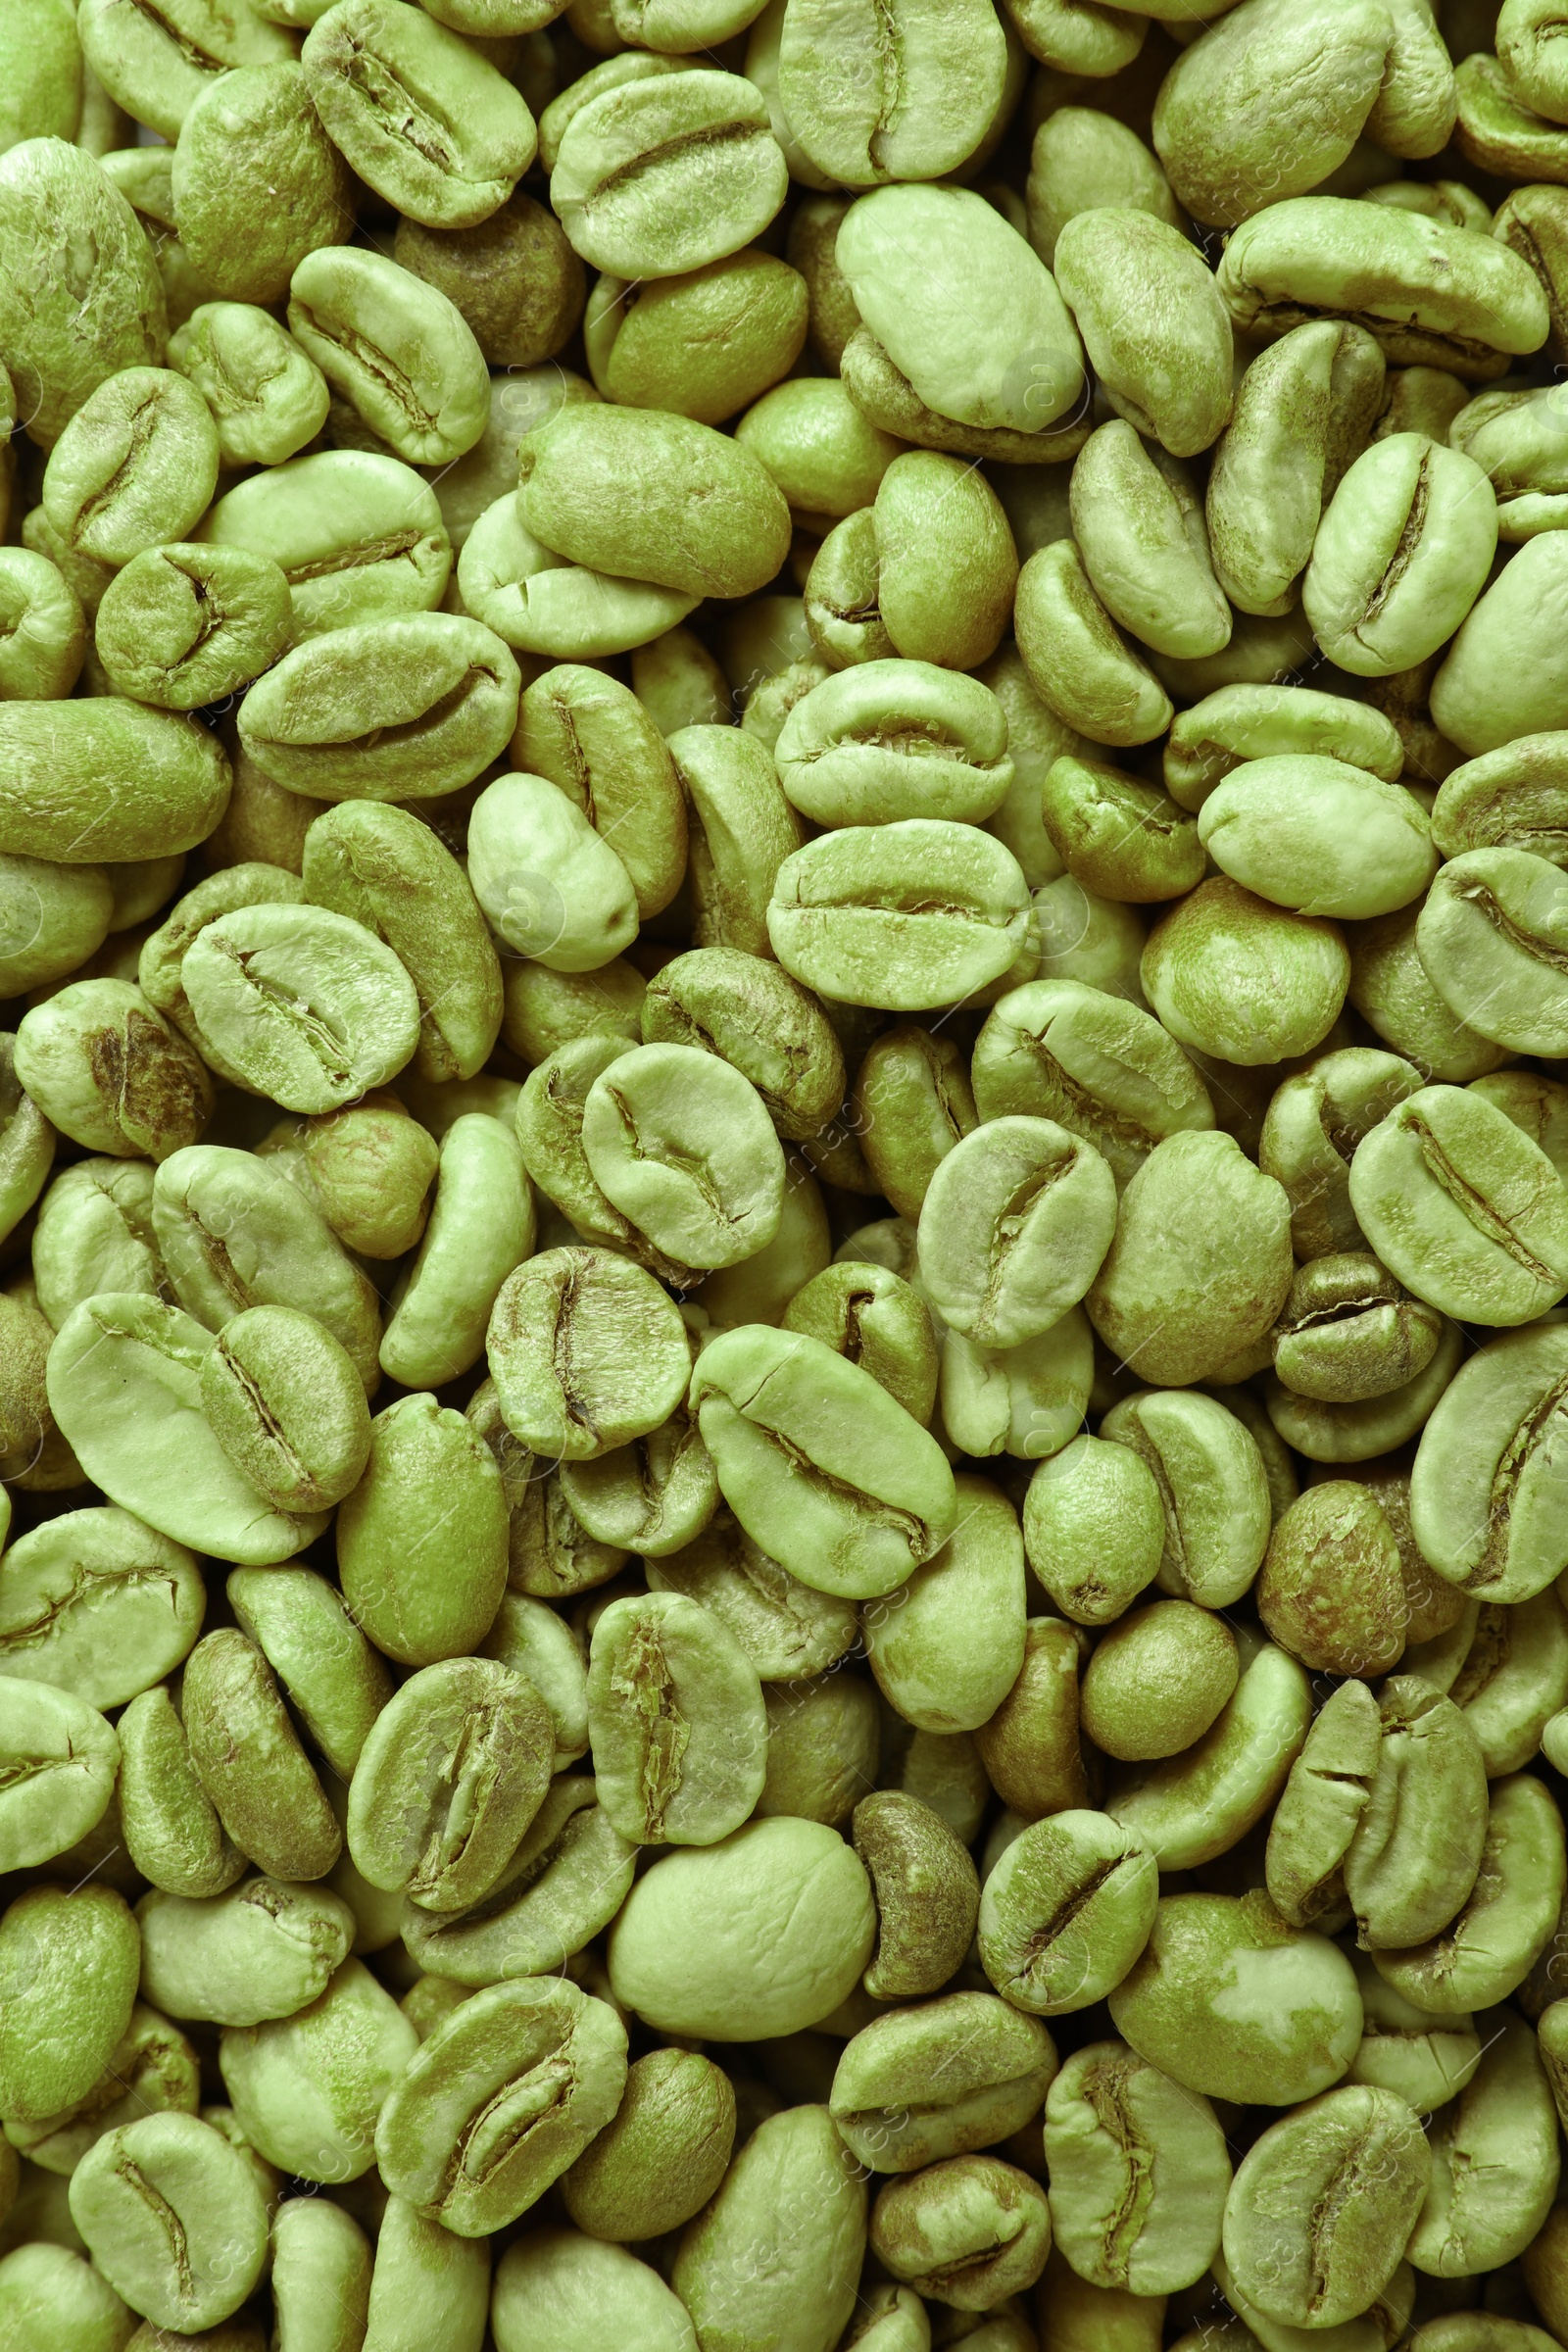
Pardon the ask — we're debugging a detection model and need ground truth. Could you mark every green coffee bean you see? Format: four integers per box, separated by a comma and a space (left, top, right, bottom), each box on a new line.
1205, 322, 1387, 618
1081, 1601, 1240, 1762
1256, 1482, 1407, 1676
979, 1809, 1157, 2015
374, 1977, 628, 2235
1109, 1887, 1362, 2106
458, 489, 700, 661
41, 367, 217, 567
180, 901, 423, 1113
181, 1624, 339, 1881
1405, 2014, 1560, 2277
1431, 732, 1568, 871
1027, 104, 1175, 267
939, 1308, 1095, 1466
756, 1669, 877, 1824
1102, 1389, 1269, 1606
845, 451, 1018, 672
778, 0, 1009, 187
1316, 437, 1504, 686
0, 1884, 138, 2127
359, 2193, 490, 2352
1019, 1441, 1158, 1625
1152, 0, 1404, 230
735, 375, 903, 527
487, 1246, 692, 1460
1016, 539, 1174, 749
973, 1615, 1088, 1822
579, 1042, 784, 1272
116, 1684, 241, 1902
1200, 757, 1436, 919
829, 1989, 1057, 2174
775, 661, 1013, 830
1409, 1591, 1568, 1778
559, 1407, 717, 1565
1258, 1046, 1422, 1258
586, 248, 804, 425
561, 2045, 735, 2241
1044, 2040, 1230, 2295
848, 1029, 974, 1224
379, 1117, 534, 1390
1086, 1130, 1293, 1387
95, 543, 293, 711
918, 1115, 1115, 1348
517, 402, 792, 601
1216, 195, 1548, 377
350, 1666, 544, 1928
675, 721, 806, 958
862, 1475, 1026, 1733
225, 1567, 388, 1787
672, 2104, 866, 2352
0, 547, 83, 704
1042, 757, 1204, 906
294, 1091, 439, 1261
690, 1322, 956, 1600
609, 1815, 875, 2038
870, 2153, 1053, 2310
238, 613, 518, 808
1434, 531, 1568, 753
337, 1393, 509, 1667
1222, 2084, 1432, 2331
641, 948, 843, 1147
169, 300, 329, 468
1054, 209, 1232, 459
587, 1588, 766, 1846
971, 977, 1212, 1190
1167, 685, 1403, 813
68, 2112, 269, 2334
475, 1592, 587, 1776
200, 1306, 372, 1516
153, 1140, 381, 1386
1070, 421, 1230, 663
303, 0, 534, 230
0, 1506, 202, 1711
1418, 846, 1568, 1055
1349, 1082, 1568, 1327
490, 2230, 696, 2352
1141, 877, 1350, 1068
840, 322, 1090, 467
14, 979, 211, 1162
171, 61, 350, 308
768, 820, 1032, 1010
1410, 1326, 1568, 1605
0, 700, 231, 866
550, 67, 787, 279
287, 245, 491, 468
502, 957, 646, 1070
852, 1788, 979, 2001
0, 143, 166, 459
269, 2180, 371, 2352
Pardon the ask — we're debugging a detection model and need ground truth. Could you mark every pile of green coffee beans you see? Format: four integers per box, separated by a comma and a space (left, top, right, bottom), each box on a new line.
12, 1, 1568, 2349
